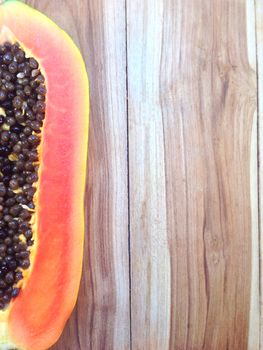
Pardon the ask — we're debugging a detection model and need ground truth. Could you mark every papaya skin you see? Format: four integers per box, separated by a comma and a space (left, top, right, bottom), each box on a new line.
0, 1, 89, 349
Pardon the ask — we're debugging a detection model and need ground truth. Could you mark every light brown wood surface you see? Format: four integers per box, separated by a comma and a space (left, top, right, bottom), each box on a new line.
256, 0, 263, 348
25, 0, 261, 349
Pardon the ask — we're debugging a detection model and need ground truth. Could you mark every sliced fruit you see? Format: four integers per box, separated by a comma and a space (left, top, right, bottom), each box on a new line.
0, 1, 89, 349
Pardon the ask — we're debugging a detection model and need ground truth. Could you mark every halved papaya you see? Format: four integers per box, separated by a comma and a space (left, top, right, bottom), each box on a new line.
0, 1, 89, 349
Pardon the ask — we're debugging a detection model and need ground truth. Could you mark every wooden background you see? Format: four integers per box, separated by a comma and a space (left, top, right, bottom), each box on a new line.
24, 0, 262, 349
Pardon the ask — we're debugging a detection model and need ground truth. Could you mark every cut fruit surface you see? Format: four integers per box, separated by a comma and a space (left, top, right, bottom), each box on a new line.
0, 1, 89, 350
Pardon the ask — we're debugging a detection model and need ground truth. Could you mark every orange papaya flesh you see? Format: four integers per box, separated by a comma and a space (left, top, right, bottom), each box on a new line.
0, 1, 89, 350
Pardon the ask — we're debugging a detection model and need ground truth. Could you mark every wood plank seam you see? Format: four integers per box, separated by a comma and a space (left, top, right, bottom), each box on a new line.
125, 0, 133, 348
255, 1, 263, 348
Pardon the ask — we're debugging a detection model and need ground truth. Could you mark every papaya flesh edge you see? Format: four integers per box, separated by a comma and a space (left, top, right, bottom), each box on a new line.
0, 1, 89, 350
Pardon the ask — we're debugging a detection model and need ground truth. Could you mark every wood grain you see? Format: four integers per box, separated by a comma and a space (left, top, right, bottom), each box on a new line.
128, 0, 257, 349
256, 0, 263, 348
127, 1, 170, 349
247, 1, 259, 349
24, 1, 130, 349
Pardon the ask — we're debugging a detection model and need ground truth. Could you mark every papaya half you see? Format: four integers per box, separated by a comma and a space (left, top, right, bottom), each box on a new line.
0, 1, 89, 349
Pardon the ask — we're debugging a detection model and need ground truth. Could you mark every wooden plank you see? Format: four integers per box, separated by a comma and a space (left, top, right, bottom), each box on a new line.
127, 1, 170, 349
246, 1, 260, 349
256, 0, 263, 348
127, 0, 257, 349
25, 1, 130, 349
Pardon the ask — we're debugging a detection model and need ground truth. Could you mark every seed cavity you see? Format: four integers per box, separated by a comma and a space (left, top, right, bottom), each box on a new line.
0, 41, 46, 309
